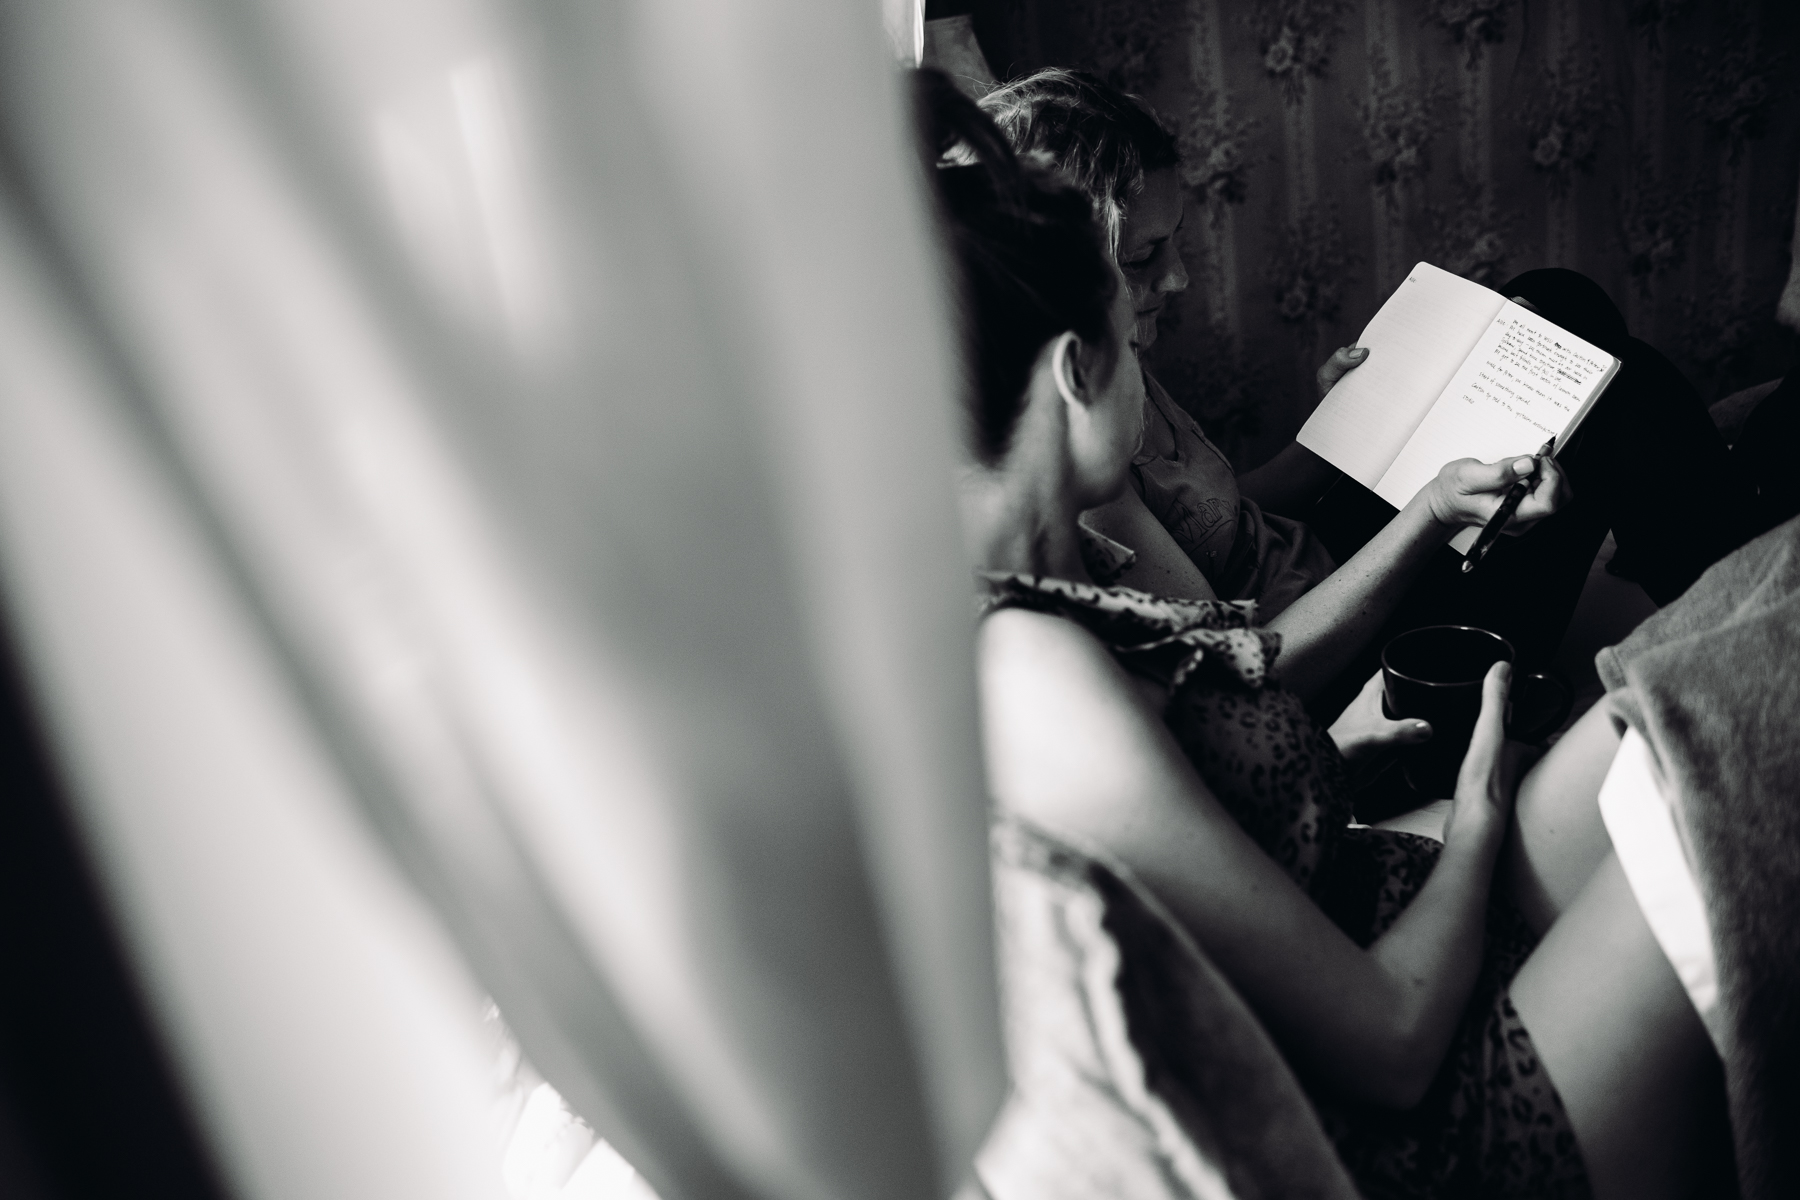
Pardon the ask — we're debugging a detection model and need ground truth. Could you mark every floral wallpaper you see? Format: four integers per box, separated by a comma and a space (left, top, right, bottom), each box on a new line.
958, 0, 1800, 467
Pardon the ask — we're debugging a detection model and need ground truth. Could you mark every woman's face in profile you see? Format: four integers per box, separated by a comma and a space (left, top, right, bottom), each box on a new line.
1117, 168, 1189, 349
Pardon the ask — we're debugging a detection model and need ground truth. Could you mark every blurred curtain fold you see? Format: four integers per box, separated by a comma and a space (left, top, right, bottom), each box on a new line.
0, 2, 1002, 1199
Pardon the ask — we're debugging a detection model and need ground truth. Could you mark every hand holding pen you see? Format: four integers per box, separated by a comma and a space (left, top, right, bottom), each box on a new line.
1462, 437, 1557, 573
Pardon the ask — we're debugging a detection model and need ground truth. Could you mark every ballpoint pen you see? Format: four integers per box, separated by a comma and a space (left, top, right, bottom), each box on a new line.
1462, 437, 1556, 573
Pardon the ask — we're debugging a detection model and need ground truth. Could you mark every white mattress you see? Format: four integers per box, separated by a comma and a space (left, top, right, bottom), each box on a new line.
1596, 727, 1725, 1054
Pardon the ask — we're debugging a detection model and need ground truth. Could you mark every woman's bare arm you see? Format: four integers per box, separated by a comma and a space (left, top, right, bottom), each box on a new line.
979, 608, 1517, 1108
1262, 489, 1451, 700
1079, 484, 1218, 600
1085, 455, 1569, 703
1268, 454, 1570, 702
1236, 442, 1339, 518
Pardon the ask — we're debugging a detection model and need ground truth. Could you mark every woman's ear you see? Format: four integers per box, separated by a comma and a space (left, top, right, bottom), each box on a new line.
1049, 331, 1085, 409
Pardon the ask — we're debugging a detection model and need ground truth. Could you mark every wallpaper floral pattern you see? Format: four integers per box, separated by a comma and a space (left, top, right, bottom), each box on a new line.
1248, 0, 1354, 105
963, 0, 1800, 467
1359, 47, 1443, 206
1518, 44, 1610, 196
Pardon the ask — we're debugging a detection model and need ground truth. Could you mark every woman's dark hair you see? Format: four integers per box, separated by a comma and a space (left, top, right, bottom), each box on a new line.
912, 69, 1117, 465
979, 68, 1180, 253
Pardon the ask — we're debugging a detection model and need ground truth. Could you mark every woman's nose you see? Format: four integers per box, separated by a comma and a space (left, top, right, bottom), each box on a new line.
1160, 248, 1189, 296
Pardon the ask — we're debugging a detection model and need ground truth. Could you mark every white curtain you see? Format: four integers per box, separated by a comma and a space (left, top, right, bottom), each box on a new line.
0, 2, 1002, 1199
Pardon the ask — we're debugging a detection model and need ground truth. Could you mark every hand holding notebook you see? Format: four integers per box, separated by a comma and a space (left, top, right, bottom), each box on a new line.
1298, 262, 1619, 554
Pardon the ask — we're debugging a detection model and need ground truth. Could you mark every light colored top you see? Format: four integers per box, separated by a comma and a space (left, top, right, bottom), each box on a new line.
1596, 726, 1724, 1054
1133, 372, 1335, 620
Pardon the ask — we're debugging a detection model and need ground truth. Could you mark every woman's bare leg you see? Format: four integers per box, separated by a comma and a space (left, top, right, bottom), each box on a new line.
1508, 852, 1730, 1200
1502, 703, 1622, 934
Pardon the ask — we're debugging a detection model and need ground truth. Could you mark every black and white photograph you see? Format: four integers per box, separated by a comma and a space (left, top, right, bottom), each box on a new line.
0, 1, 1795, 1198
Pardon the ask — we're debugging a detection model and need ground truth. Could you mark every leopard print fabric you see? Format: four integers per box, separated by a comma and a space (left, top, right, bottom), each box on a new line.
979, 571, 1346, 892
1163, 673, 1350, 893
1316, 826, 1447, 947
979, 572, 1592, 1200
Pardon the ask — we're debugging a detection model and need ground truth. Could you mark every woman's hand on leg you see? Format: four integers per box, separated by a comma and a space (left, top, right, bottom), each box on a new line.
985, 611, 1518, 1108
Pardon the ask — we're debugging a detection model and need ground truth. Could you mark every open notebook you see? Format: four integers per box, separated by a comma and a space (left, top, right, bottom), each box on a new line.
1297, 262, 1620, 553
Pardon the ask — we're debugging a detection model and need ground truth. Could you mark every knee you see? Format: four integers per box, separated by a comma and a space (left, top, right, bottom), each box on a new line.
1497, 268, 1628, 353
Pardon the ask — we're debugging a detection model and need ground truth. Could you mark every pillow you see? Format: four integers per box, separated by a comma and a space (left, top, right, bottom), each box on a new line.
977, 818, 1357, 1200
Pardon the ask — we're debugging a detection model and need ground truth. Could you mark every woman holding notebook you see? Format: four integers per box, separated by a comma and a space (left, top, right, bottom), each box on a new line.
980, 70, 1758, 709
920, 72, 1728, 1200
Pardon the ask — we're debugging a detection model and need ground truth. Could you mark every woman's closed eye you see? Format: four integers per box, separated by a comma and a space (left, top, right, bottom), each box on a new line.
1124, 217, 1184, 270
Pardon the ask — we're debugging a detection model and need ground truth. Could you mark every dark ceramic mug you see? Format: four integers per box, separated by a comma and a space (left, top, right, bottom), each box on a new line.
1380, 625, 1573, 797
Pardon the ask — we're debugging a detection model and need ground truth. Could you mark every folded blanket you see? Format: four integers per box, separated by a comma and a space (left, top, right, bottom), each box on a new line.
1597, 513, 1800, 1200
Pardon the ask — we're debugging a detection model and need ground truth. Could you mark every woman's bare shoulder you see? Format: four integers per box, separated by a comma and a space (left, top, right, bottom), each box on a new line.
980, 603, 1115, 667
979, 606, 1152, 722
978, 607, 1196, 828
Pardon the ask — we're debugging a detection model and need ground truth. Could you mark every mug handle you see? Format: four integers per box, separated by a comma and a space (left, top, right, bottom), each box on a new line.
1506, 671, 1574, 744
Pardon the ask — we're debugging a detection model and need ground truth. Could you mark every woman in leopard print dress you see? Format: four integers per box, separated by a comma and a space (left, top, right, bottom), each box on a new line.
919, 71, 1723, 1200
978, 567, 1582, 1198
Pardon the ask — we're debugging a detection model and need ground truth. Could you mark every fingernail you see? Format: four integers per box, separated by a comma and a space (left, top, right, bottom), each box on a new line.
1352, 347, 1368, 355
1515, 458, 1534, 474
1413, 721, 1431, 732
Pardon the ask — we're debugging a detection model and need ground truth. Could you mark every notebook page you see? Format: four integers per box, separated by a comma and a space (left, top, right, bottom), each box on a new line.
1296, 262, 1504, 489
1374, 301, 1617, 542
